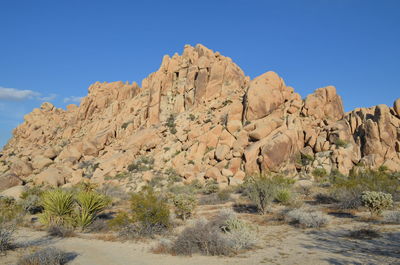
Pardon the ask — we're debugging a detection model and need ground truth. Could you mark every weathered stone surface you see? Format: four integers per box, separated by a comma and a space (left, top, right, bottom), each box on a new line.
0, 185, 26, 200
32, 155, 53, 170
302, 86, 344, 120
35, 167, 66, 187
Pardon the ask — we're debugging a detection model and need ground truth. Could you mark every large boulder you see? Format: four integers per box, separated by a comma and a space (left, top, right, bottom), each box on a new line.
35, 167, 66, 187
302, 86, 344, 120
0, 185, 26, 201
0, 172, 23, 191
246, 71, 291, 121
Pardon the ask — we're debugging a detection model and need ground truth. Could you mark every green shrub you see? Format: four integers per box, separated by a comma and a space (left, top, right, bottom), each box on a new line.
203, 179, 219, 194
172, 194, 197, 220
242, 174, 294, 214
39, 189, 74, 227
312, 168, 328, 179
75, 191, 111, 231
275, 189, 292, 205
329, 168, 400, 208
127, 156, 154, 172
130, 187, 170, 229
166, 114, 177, 134
361, 191, 393, 216
334, 138, 349, 148
108, 211, 132, 229
17, 247, 70, 265
0, 196, 23, 223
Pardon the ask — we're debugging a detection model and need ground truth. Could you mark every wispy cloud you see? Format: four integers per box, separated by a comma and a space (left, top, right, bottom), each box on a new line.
0, 87, 40, 101
64, 96, 83, 104
39, 93, 57, 101
0, 86, 57, 102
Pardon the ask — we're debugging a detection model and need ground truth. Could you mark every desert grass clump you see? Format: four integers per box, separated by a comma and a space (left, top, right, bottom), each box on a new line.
285, 208, 330, 228
0, 196, 23, 223
361, 191, 393, 216
383, 211, 400, 224
172, 193, 197, 220
39, 189, 74, 227
20, 185, 44, 214
17, 247, 70, 265
203, 179, 219, 194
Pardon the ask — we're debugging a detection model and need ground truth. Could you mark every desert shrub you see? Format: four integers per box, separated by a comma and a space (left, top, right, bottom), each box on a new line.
97, 184, 128, 200
219, 210, 258, 251
312, 168, 328, 179
130, 187, 170, 231
172, 218, 232, 256
20, 186, 44, 214
169, 180, 203, 195
39, 189, 74, 227
48, 225, 75, 238
172, 210, 257, 256
203, 179, 219, 194
118, 222, 167, 240
217, 189, 232, 201
0, 223, 15, 254
75, 191, 111, 231
242, 174, 294, 214
166, 114, 177, 134
361, 191, 393, 216
165, 168, 181, 184
0, 196, 23, 223
314, 193, 338, 204
17, 247, 70, 265
76, 181, 98, 192
334, 138, 349, 148
87, 218, 110, 233
330, 168, 400, 205
347, 227, 380, 239
172, 194, 197, 220
383, 211, 400, 224
108, 211, 132, 229
275, 189, 292, 205
285, 208, 330, 228
127, 156, 154, 172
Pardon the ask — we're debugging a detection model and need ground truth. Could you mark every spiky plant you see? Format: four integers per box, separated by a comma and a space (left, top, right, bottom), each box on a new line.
75, 191, 110, 231
39, 189, 74, 227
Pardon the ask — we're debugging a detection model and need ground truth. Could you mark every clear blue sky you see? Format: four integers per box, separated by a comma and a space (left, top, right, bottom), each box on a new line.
1, 0, 399, 148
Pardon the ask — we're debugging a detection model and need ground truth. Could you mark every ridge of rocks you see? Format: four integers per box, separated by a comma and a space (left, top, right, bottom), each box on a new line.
1, 44, 399, 191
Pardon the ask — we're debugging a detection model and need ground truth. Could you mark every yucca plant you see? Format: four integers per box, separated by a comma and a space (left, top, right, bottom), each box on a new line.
39, 189, 74, 227
75, 191, 110, 231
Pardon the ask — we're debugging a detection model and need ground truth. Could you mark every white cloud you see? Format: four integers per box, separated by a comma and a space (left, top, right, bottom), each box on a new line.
0, 87, 40, 101
39, 93, 57, 101
64, 96, 83, 104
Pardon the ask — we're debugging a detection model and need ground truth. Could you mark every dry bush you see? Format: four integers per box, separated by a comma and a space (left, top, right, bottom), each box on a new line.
0, 223, 15, 254
48, 225, 75, 238
361, 191, 393, 216
17, 247, 70, 265
383, 211, 400, 224
171, 210, 258, 256
285, 208, 330, 228
347, 227, 380, 239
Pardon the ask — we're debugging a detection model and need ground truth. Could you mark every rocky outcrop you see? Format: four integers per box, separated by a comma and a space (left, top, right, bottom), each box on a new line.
0, 44, 399, 191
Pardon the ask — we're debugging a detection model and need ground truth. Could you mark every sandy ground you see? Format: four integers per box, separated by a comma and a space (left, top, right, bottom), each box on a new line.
2, 221, 400, 265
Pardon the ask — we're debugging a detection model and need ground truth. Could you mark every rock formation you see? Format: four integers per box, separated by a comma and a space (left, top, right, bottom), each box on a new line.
0, 44, 399, 191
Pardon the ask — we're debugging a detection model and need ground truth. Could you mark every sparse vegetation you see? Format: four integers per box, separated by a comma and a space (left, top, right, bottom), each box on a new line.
166, 114, 177, 134
334, 138, 349, 148
312, 168, 328, 179
127, 156, 154, 172
39, 189, 75, 227
75, 191, 111, 231
203, 179, 219, 194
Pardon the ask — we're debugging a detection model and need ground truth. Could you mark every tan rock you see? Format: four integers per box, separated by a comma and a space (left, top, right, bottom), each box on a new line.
10, 157, 32, 177
215, 144, 230, 161
31, 155, 53, 170
394, 98, 400, 117
0, 185, 26, 200
35, 167, 66, 187
0, 173, 23, 191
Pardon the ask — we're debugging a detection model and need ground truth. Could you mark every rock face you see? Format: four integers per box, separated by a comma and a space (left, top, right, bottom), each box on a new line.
0, 44, 399, 191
